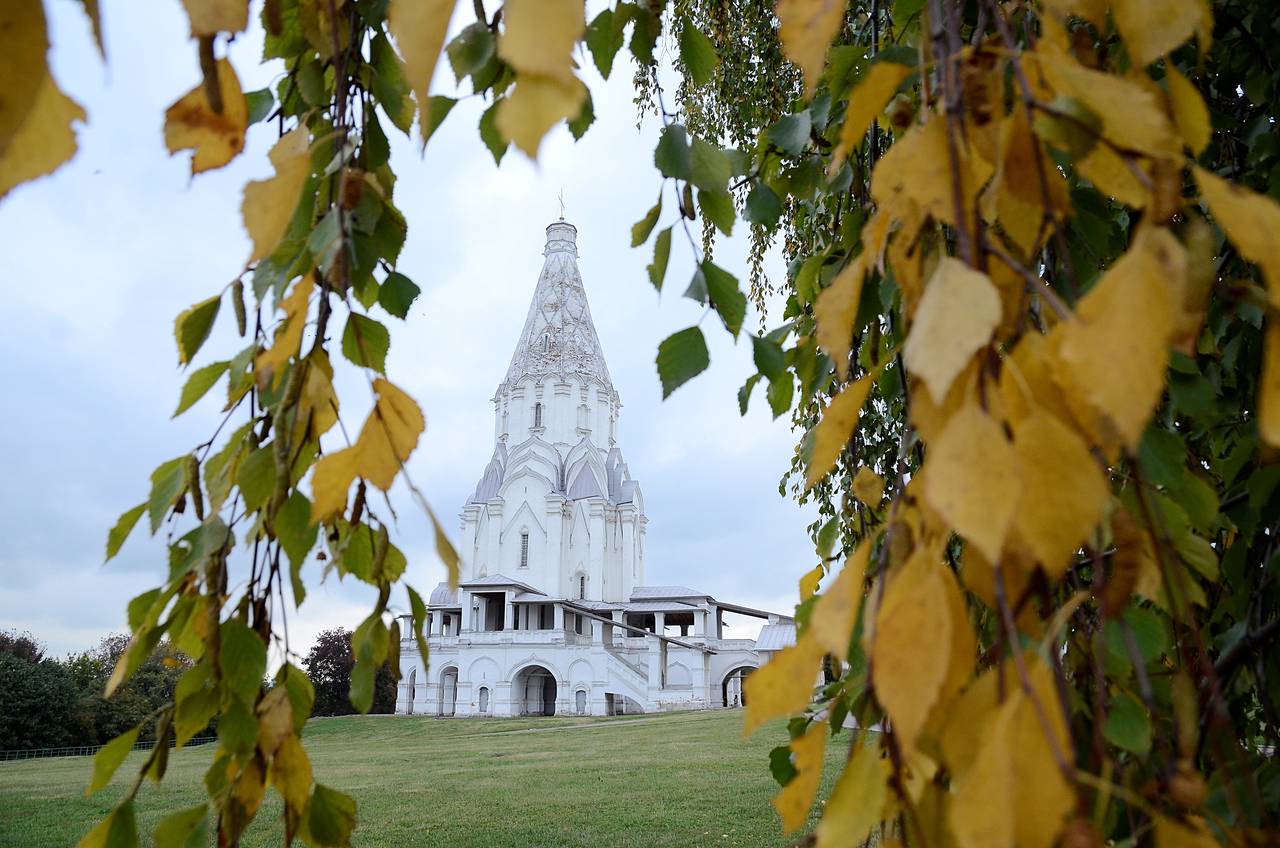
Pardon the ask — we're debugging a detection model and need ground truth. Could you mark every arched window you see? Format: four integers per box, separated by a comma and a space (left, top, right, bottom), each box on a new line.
478, 686, 490, 714
578, 574, 586, 600
519, 531, 529, 569
575, 689, 587, 715
533, 402, 543, 428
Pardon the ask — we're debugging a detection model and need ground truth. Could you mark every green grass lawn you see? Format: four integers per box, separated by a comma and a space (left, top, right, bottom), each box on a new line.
0, 710, 852, 847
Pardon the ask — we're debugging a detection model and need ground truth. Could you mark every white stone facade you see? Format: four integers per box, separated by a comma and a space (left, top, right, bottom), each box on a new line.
395, 221, 794, 717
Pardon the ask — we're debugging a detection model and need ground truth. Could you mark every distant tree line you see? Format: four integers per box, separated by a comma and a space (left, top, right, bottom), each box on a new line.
0, 627, 397, 750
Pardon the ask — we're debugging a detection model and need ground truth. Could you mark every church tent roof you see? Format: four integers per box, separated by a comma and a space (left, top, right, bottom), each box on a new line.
458, 574, 541, 593
755, 622, 798, 652
631, 586, 709, 601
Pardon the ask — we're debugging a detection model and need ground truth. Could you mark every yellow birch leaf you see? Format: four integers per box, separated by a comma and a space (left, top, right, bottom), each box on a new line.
862, 207, 895, 273
496, 75, 587, 159
0, 2, 50, 158
923, 402, 1021, 563
243, 127, 311, 265
255, 274, 315, 388
805, 371, 875, 490
799, 564, 823, 602
833, 61, 912, 166
1112, 0, 1206, 67
904, 258, 1001, 405
934, 562, 976, 710
309, 446, 359, 523
1111, 506, 1165, 608
852, 466, 884, 506
999, 331, 1076, 430
997, 106, 1069, 215
958, 542, 1038, 633
814, 254, 865, 380
1012, 407, 1109, 579
294, 352, 339, 444
1077, 143, 1151, 208
777, 0, 845, 97
1194, 165, 1280, 292
742, 635, 824, 737
772, 719, 828, 833
950, 698, 1015, 848
1154, 816, 1221, 848
354, 378, 425, 490
1263, 320, 1280, 448
269, 733, 313, 812
387, 0, 455, 146
910, 359, 975, 444
939, 664, 1001, 778
164, 58, 247, 174
0, 72, 85, 200
873, 119, 992, 230
497, 0, 583, 84
255, 685, 293, 756
1166, 64, 1211, 155
1054, 231, 1182, 453
180, 0, 250, 36
811, 541, 872, 656
1039, 52, 1180, 159
815, 739, 889, 848
1007, 657, 1074, 848
871, 550, 951, 757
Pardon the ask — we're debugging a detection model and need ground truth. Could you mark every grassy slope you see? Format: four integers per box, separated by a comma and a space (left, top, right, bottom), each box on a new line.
0, 710, 850, 847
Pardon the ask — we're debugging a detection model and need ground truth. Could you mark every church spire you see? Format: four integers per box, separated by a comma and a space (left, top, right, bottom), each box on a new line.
503, 221, 613, 389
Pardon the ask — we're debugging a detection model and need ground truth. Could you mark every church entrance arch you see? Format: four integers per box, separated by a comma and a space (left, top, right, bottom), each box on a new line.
439, 667, 458, 716
406, 668, 416, 715
512, 665, 557, 716
478, 686, 490, 715
722, 666, 756, 708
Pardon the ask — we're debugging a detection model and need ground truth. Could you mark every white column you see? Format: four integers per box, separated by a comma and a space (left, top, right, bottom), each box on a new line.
460, 592, 473, 632
654, 611, 666, 635
553, 603, 564, 631
693, 608, 705, 638
506, 592, 516, 631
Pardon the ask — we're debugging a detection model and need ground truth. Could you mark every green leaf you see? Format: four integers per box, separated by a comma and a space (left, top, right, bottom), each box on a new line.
363, 111, 390, 170
236, 446, 277, 513
154, 804, 208, 848
1138, 427, 1185, 489
657, 327, 710, 399
149, 456, 188, 533
173, 360, 230, 417
568, 89, 595, 140
689, 137, 731, 192
87, 727, 139, 795
371, 33, 414, 135
277, 491, 317, 603
767, 111, 812, 156
752, 336, 786, 380
105, 503, 146, 562
446, 22, 495, 81
648, 226, 672, 291
302, 784, 357, 847
280, 663, 315, 729
423, 96, 456, 145
174, 296, 221, 367
684, 266, 708, 303
738, 374, 761, 415
769, 744, 798, 786
378, 272, 420, 319
1104, 691, 1152, 756
767, 373, 794, 418
698, 188, 735, 237
479, 99, 507, 165
216, 696, 257, 755
586, 8, 625, 79
629, 5, 660, 65
703, 261, 746, 336
631, 194, 663, 247
245, 88, 275, 124
407, 585, 431, 663
342, 313, 391, 373
76, 798, 137, 848
307, 208, 344, 273
892, 0, 928, 20
655, 124, 692, 181
744, 181, 783, 227
219, 619, 266, 701
296, 58, 326, 106
679, 17, 718, 86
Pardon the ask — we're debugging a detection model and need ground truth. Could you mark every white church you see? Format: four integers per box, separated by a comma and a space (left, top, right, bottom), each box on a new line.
394, 220, 796, 718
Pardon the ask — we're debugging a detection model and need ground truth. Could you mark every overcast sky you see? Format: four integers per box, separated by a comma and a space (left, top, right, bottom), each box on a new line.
0, 2, 818, 659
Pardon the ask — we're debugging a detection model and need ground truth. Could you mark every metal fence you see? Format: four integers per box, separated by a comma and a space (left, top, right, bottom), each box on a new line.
0, 734, 217, 762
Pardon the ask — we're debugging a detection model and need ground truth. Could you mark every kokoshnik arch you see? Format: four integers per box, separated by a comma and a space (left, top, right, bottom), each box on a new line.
395, 220, 795, 717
